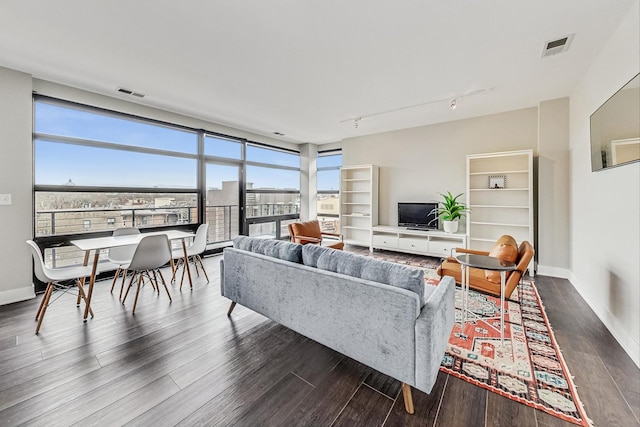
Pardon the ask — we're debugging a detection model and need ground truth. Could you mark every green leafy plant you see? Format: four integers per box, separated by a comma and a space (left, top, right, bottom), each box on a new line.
429, 191, 470, 223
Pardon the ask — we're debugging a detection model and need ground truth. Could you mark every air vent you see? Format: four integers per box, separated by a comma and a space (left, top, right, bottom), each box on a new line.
541, 34, 574, 58
273, 132, 285, 136
117, 87, 146, 98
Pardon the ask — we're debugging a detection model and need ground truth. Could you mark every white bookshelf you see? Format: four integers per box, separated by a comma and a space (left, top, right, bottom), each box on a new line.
466, 149, 535, 275
340, 165, 378, 248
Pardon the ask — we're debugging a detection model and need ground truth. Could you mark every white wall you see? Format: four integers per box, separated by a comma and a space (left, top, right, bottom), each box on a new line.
569, 1, 640, 366
299, 143, 318, 220
0, 67, 35, 304
342, 108, 538, 230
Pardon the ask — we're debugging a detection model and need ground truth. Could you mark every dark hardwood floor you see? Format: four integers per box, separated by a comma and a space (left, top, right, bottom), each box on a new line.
0, 249, 638, 426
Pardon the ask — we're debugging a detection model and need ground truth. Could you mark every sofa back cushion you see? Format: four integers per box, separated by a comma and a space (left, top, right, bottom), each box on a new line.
233, 236, 303, 263
309, 247, 425, 305
301, 243, 335, 267
486, 235, 519, 283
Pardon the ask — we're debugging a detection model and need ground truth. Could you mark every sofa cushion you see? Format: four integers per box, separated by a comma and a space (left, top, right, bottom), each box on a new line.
486, 235, 519, 283
301, 244, 336, 267
232, 236, 303, 263
315, 249, 425, 305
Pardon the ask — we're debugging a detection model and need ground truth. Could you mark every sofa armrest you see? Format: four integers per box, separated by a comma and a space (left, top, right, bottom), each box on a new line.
414, 276, 456, 394
455, 247, 490, 256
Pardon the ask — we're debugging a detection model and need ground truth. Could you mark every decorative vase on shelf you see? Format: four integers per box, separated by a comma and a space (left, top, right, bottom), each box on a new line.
443, 220, 459, 234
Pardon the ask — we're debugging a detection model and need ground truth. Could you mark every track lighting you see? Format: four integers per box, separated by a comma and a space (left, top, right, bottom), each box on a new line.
339, 88, 487, 125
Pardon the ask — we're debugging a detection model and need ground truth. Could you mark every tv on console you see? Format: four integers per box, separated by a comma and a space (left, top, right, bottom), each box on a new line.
398, 202, 439, 230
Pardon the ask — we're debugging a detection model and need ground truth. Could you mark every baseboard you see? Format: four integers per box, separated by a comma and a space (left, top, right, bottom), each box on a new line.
536, 264, 571, 279
0, 285, 35, 306
569, 272, 640, 368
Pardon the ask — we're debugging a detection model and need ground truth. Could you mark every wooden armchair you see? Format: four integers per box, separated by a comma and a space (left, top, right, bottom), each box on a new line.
436, 236, 534, 299
288, 220, 344, 250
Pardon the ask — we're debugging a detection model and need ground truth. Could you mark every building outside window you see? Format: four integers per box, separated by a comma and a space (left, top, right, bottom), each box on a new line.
317, 150, 342, 234
245, 144, 301, 240
33, 96, 301, 268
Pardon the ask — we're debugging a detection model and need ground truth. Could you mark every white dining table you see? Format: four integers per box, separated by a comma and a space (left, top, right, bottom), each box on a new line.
70, 229, 196, 321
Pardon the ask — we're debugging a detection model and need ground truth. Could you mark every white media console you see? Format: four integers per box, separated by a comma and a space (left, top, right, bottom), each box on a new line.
371, 225, 468, 258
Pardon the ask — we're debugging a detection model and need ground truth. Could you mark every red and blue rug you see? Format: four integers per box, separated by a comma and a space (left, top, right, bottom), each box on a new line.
431, 275, 592, 426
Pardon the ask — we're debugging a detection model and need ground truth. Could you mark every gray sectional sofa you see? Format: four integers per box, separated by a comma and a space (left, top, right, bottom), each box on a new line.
220, 236, 455, 413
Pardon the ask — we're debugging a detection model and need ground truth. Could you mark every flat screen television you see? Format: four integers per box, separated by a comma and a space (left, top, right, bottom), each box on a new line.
398, 202, 438, 230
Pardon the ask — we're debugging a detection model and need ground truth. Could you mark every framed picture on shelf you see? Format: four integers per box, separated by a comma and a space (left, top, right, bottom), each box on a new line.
489, 175, 506, 189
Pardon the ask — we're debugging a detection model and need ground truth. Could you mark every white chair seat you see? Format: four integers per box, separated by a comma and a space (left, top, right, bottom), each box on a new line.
45, 264, 94, 282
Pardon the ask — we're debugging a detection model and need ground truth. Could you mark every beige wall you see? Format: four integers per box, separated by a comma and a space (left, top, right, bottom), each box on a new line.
537, 98, 571, 276
569, 0, 639, 366
0, 67, 35, 304
342, 108, 538, 232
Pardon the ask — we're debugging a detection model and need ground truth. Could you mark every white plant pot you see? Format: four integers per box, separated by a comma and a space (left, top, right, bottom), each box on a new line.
443, 220, 459, 233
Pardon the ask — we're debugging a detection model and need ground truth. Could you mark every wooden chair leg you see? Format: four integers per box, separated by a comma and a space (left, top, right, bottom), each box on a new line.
401, 383, 414, 414
119, 269, 128, 301
132, 273, 143, 315
151, 270, 160, 292
171, 258, 182, 282
227, 301, 237, 317
76, 279, 94, 318
35, 282, 53, 321
197, 255, 209, 283
122, 273, 137, 304
180, 260, 187, 290
158, 271, 172, 302
35, 283, 54, 334
110, 267, 121, 293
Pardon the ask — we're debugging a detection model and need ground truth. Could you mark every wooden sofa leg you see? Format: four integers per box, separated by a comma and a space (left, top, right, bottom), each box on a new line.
402, 383, 415, 414
227, 301, 237, 317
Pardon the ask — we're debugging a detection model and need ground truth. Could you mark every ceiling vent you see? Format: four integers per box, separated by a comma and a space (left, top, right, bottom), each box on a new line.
541, 34, 574, 58
117, 87, 146, 98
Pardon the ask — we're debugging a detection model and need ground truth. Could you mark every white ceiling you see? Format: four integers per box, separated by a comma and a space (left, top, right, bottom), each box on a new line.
0, 1, 636, 145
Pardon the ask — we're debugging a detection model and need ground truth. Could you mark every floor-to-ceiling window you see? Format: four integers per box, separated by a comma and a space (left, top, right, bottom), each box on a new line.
245, 144, 301, 240
33, 97, 199, 268
33, 96, 301, 269
316, 149, 342, 234
204, 135, 243, 246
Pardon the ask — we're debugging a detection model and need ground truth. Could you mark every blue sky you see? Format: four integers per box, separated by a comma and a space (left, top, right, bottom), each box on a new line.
34, 102, 323, 190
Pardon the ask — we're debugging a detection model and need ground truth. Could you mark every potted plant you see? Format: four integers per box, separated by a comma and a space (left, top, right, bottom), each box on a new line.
430, 191, 470, 233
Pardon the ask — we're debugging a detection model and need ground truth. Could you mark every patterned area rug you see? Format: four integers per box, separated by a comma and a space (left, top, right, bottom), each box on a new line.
425, 274, 592, 426
348, 247, 591, 425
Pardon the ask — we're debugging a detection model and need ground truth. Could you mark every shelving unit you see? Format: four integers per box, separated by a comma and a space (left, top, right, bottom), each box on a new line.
340, 165, 378, 248
466, 149, 535, 275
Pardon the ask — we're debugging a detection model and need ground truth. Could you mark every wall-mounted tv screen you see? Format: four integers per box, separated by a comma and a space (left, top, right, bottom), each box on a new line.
398, 202, 438, 230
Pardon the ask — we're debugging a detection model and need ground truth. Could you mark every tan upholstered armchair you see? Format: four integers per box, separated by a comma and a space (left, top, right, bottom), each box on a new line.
288, 220, 345, 250
436, 235, 534, 298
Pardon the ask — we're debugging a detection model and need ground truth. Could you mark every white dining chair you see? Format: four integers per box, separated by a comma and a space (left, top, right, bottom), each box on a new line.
107, 227, 140, 299
121, 234, 172, 315
170, 223, 209, 289
27, 240, 94, 334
